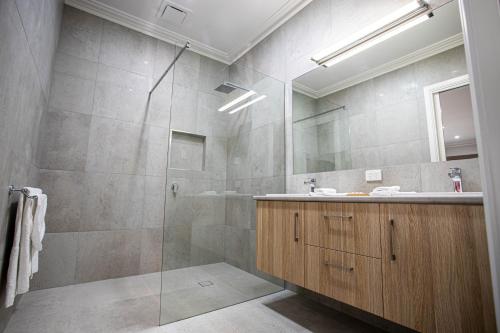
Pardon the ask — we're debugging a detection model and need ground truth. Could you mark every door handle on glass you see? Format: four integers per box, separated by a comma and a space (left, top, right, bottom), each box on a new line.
390, 219, 396, 261
294, 212, 299, 241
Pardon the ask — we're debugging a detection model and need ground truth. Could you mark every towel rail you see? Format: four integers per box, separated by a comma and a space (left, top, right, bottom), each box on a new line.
8, 185, 38, 199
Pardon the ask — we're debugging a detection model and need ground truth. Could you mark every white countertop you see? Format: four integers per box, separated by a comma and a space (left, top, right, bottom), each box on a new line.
253, 192, 483, 204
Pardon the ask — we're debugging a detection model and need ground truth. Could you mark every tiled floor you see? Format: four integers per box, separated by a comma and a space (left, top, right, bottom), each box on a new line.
5, 263, 386, 333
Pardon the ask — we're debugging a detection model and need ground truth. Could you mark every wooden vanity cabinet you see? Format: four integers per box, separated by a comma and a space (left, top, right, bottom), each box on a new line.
380, 204, 496, 333
305, 245, 383, 316
256, 201, 304, 286
304, 202, 381, 258
256, 200, 496, 332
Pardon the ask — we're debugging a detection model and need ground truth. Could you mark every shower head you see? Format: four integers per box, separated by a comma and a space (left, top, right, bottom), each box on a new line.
214, 82, 249, 94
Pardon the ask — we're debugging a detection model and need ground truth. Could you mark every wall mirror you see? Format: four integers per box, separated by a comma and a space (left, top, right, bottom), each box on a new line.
292, 0, 478, 175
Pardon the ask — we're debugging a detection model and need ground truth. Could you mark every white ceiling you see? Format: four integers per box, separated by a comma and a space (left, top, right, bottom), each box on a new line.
294, 1, 463, 97
65, 0, 313, 64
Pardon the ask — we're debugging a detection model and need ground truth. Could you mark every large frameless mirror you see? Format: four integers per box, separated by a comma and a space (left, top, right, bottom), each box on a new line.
292, 0, 478, 175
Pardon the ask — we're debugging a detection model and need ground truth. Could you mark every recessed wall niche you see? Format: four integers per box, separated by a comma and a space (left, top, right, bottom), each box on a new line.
169, 130, 206, 171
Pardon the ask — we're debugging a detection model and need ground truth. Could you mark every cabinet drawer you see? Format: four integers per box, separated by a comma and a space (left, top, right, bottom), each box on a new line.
304, 202, 381, 258
305, 245, 383, 316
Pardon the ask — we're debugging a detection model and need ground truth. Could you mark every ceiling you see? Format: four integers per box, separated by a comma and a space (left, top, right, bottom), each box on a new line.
65, 0, 313, 64
294, 0, 463, 98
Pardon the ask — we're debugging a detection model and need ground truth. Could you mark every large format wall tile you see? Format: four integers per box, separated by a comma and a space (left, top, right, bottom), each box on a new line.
76, 231, 142, 282
0, 0, 62, 325
32, 232, 78, 289
58, 6, 102, 61
49, 72, 95, 115
99, 21, 155, 76
39, 108, 91, 171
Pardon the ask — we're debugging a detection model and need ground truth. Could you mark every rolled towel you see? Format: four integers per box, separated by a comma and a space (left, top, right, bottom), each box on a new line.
315, 188, 337, 194
371, 186, 400, 193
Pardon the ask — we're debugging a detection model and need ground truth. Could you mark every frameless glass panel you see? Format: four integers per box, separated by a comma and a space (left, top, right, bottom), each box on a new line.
159, 49, 285, 325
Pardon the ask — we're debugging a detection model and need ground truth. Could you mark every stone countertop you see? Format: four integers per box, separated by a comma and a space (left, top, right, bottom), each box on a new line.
253, 192, 483, 204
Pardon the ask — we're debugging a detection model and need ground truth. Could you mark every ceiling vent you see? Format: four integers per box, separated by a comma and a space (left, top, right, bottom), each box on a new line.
158, 2, 189, 25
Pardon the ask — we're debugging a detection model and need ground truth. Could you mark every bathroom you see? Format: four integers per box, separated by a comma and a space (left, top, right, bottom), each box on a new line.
0, 0, 499, 332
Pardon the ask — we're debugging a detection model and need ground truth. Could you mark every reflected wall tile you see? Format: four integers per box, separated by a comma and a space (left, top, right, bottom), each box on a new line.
49, 72, 95, 115
375, 99, 420, 146
249, 124, 274, 178
348, 112, 378, 149
414, 46, 467, 90
99, 21, 155, 76
76, 230, 142, 282
379, 140, 426, 166
351, 147, 381, 169
31, 232, 78, 289
39, 170, 85, 232
372, 62, 417, 109
39, 108, 91, 171
58, 6, 102, 61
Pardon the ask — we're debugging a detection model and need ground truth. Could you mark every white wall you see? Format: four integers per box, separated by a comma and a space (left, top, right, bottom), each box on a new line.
459, 0, 500, 329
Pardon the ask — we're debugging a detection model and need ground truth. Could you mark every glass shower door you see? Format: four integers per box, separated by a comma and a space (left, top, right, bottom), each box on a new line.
159, 49, 286, 324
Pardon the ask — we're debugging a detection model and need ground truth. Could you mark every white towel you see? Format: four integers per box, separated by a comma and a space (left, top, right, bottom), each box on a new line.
31, 194, 47, 275
5, 187, 46, 307
5, 195, 25, 307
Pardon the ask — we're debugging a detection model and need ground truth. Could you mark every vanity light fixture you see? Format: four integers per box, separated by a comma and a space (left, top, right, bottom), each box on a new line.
312, 0, 431, 67
218, 90, 256, 112
228, 95, 267, 114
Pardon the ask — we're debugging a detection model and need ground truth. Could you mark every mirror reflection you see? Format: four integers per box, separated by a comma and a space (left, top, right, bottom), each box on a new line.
292, 0, 477, 175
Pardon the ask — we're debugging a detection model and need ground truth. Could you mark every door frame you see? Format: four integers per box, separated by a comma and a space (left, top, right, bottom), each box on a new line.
423, 74, 470, 162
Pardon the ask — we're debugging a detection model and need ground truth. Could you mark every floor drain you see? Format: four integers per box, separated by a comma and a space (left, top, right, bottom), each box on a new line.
198, 280, 214, 287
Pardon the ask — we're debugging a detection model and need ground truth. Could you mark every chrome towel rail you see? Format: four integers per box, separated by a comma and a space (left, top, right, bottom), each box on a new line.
8, 185, 38, 199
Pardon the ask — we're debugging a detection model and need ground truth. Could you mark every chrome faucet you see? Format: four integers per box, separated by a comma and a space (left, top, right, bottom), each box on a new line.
304, 178, 316, 193
448, 167, 463, 193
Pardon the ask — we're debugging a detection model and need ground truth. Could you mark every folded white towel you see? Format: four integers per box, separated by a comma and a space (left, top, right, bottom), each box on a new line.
5, 195, 25, 307
5, 187, 46, 307
31, 194, 47, 275
371, 186, 401, 193
315, 188, 337, 194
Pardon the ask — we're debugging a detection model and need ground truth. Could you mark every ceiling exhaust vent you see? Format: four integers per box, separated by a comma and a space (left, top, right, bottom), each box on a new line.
158, 2, 188, 25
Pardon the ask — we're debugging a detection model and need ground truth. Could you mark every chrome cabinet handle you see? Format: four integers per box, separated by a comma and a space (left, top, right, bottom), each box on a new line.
324, 261, 354, 272
294, 212, 299, 241
390, 219, 396, 261
323, 215, 352, 219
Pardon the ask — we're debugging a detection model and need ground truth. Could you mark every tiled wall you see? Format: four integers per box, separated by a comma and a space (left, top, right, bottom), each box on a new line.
0, 0, 63, 329
233, 0, 481, 194
33, 6, 233, 288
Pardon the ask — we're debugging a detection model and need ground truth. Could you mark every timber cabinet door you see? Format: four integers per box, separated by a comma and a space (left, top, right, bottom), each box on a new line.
256, 201, 285, 279
342, 203, 381, 258
283, 201, 305, 287
381, 204, 496, 333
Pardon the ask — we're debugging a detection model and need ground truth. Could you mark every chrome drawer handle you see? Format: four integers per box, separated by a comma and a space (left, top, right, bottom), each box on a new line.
294, 212, 299, 241
390, 219, 396, 261
323, 261, 354, 272
323, 215, 353, 219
